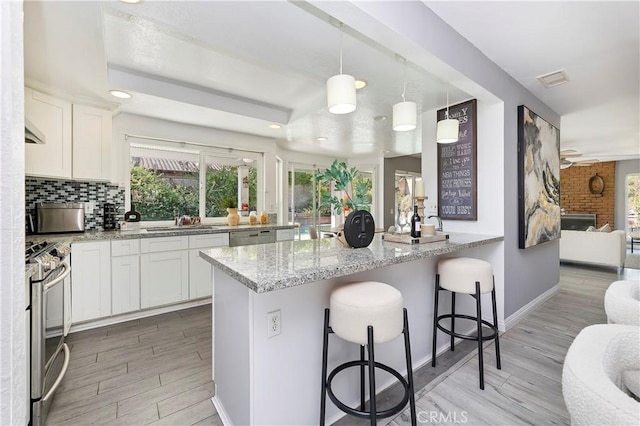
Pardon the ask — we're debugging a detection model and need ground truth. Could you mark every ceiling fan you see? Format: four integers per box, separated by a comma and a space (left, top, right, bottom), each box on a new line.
560, 149, 600, 169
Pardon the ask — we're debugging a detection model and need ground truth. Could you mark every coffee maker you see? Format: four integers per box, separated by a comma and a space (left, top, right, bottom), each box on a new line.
103, 203, 116, 230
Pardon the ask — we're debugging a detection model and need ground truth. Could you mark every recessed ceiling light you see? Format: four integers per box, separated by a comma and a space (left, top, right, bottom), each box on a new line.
373, 115, 388, 122
355, 79, 367, 90
109, 90, 132, 99
269, 124, 282, 129
119, 0, 143, 4
383, 150, 391, 154
316, 137, 328, 142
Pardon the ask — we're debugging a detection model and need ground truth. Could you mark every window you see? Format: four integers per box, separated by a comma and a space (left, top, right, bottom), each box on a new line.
130, 146, 200, 221
287, 163, 377, 239
129, 143, 261, 223
627, 173, 640, 232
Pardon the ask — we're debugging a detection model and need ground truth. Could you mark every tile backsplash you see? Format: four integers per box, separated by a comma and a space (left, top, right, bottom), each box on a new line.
26, 177, 125, 231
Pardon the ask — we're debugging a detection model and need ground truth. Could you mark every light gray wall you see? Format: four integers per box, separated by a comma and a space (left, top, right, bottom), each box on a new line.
383, 156, 421, 229
615, 159, 640, 231
316, 1, 561, 318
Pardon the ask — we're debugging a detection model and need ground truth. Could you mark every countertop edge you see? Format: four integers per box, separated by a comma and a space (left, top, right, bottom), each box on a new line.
27, 224, 297, 243
201, 233, 504, 294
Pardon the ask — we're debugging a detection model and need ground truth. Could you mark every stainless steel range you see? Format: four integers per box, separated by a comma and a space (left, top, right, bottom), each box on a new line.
26, 240, 72, 426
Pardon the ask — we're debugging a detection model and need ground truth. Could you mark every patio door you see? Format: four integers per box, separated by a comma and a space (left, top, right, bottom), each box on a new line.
288, 164, 331, 240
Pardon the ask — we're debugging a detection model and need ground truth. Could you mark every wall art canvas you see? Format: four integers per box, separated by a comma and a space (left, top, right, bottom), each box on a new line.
518, 105, 561, 249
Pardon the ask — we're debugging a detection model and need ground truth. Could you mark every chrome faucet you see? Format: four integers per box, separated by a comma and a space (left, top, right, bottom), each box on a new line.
427, 215, 443, 232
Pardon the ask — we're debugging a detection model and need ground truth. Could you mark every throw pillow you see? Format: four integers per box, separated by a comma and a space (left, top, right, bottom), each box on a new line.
598, 223, 612, 233
585, 226, 596, 232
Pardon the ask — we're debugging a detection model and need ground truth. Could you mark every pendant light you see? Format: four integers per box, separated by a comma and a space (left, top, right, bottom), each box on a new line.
392, 58, 417, 131
327, 23, 356, 114
436, 87, 459, 143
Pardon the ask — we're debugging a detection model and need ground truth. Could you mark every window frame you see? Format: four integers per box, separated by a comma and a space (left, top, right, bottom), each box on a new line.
127, 140, 264, 226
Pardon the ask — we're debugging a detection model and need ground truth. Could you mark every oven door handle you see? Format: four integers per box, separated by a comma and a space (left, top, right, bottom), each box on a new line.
43, 261, 70, 291
41, 343, 70, 402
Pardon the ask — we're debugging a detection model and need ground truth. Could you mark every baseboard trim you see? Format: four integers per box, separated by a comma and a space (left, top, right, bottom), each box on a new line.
501, 283, 560, 331
68, 298, 211, 334
212, 395, 231, 426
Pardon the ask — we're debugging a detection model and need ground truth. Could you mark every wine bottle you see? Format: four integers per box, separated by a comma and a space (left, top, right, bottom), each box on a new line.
411, 205, 421, 238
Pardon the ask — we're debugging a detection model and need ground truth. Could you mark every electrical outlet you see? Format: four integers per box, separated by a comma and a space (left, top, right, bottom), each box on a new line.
84, 201, 95, 212
427, 204, 438, 214
267, 310, 281, 337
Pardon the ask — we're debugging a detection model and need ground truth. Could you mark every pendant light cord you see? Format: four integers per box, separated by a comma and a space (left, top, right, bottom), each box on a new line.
339, 23, 343, 75
402, 59, 407, 102
445, 87, 450, 119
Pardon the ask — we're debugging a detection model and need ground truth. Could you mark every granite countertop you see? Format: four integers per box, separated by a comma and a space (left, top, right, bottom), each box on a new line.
199, 232, 504, 293
26, 224, 297, 243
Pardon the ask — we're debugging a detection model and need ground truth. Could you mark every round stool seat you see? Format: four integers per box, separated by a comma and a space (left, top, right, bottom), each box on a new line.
437, 258, 494, 294
330, 281, 403, 345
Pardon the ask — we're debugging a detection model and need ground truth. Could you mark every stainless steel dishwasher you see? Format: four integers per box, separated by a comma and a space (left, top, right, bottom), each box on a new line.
229, 229, 276, 246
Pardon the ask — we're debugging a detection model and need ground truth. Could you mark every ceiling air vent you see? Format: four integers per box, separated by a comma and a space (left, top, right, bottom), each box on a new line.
537, 69, 570, 88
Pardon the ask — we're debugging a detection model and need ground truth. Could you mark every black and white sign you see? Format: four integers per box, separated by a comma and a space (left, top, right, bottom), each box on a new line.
437, 99, 477, 221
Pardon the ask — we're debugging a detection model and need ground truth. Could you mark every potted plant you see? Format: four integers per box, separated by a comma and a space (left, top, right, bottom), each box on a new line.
220, 196, 240, 226
316, 160, 374, 247
316, 160, 369, 215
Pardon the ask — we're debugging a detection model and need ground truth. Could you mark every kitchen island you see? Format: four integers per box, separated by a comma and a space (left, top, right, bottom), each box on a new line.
200, 232, 504, 425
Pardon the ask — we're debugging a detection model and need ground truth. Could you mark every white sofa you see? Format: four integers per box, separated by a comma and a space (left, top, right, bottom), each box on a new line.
560, 230, 626, 270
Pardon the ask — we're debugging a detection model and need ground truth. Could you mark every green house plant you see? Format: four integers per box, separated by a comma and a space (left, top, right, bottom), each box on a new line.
316, 160, 375, 248
315, 160, 369, 215
219, 196, 238, 209
219, 196, 240, 226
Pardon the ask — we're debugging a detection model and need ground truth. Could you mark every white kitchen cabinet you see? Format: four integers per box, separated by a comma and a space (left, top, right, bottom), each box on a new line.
72, 104, 112, 180
276, 228, 295, 241
140, 236, 189, 308
188, 233, 229, 299
111, 240, 140, 315
71, 241, 111, 323
25, 87, 72, 178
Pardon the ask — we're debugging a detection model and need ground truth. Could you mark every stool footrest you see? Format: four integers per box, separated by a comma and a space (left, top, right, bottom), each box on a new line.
326, 360, 409, 420
436, 314, 498, 341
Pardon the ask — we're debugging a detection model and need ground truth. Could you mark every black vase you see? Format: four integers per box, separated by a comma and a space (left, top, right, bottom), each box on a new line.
343, 210, 375, 248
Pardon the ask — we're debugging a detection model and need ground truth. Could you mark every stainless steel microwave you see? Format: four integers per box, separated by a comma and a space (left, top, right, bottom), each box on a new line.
36, 203, 85, 234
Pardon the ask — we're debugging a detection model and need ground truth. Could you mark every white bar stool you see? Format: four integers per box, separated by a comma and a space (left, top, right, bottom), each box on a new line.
320, 281, 417, 425
431, 257, 501, 389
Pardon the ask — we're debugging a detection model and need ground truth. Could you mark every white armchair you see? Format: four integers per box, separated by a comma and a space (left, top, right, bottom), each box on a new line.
605, 280, 640, 325
562, 324, 640, 425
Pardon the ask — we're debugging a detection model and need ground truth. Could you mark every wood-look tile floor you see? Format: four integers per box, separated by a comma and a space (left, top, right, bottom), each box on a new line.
47, 304, 220, 426
48, 264, 639, 426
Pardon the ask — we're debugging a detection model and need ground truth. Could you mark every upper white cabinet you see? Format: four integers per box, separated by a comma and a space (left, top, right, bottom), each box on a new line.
72, 104, 112, 180
25, 87, 112, 181
25, 87, 72, 178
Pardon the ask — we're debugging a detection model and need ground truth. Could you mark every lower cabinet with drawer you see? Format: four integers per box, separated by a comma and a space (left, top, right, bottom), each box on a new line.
188, 233, 230, 299
140, 236, 189, 309
276, 228, 295, 241
111, 239, 140, 315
